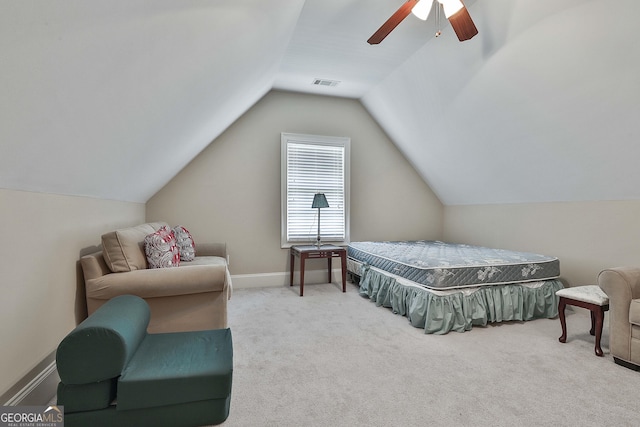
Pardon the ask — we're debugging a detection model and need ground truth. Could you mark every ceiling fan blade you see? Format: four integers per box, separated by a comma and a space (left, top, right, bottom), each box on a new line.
447, 5, 478, 41
367, 0, 419, 45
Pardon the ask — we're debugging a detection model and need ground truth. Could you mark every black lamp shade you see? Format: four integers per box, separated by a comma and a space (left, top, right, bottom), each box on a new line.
311, 193, 329, 209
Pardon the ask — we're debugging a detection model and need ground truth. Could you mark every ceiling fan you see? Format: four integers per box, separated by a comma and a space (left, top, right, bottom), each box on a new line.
368, 0, 478, 45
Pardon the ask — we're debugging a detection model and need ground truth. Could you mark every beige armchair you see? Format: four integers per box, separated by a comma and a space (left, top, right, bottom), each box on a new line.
80, 222, 232, 333
598, 267, 640, 370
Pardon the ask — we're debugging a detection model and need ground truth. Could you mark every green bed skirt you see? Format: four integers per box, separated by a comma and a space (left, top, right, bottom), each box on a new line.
358, 264, 563, 334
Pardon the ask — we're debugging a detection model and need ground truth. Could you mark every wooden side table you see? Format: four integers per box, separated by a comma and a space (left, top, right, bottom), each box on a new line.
289, 245, 347, 297
556, 285, 609, 357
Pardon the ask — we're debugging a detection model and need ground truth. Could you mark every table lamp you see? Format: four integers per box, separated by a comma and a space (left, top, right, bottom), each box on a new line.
311, 193, 329, 247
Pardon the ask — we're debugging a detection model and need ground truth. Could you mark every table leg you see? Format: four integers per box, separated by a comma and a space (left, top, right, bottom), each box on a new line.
340, 252, 346, 292
558, 298, 567, 343
299, 253, 306, 297
290, 251, 295, 287
327, 257, 332, 283
594, 307, 605, 357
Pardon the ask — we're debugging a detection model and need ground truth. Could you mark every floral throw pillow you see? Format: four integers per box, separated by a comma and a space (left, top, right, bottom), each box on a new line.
144, 226, 180, 268
172, 225, 196, 262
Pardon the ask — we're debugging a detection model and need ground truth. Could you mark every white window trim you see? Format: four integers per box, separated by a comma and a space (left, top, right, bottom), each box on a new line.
281, 132, 350, 248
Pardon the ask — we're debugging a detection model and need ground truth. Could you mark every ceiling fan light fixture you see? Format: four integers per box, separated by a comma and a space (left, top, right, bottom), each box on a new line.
411, 0, 433, 21
367, 0, 477, 45
437, 0, 463, 19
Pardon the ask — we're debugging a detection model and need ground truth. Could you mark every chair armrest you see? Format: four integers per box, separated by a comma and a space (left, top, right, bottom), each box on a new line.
85, 264, 228, 300
598, 267, 640, 360
598, 267, 640, 303
57, 295, 149, 384
80, 252, 112, 281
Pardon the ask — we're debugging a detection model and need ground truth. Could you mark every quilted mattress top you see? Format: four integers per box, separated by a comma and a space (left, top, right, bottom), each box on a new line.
347, 240, 560, 290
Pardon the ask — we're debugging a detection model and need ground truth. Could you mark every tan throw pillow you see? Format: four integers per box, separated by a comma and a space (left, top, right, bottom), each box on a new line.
101, 223, 157, 272
144, 226, 180, 268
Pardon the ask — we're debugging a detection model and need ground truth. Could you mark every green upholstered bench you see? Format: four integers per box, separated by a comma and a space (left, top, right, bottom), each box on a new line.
56, 295, 233, 427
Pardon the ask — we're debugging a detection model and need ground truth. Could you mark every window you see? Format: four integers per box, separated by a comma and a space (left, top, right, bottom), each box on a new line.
281, 133, 350, 247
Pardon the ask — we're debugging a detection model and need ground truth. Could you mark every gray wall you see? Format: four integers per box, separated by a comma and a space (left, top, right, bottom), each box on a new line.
147, 90, 444, 278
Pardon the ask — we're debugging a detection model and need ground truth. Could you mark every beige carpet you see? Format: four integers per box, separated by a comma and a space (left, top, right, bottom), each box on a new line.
221, 281, 638, 427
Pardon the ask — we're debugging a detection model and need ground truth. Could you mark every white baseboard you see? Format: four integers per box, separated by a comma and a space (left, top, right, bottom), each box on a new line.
2, 352, 59, 406
232, 268, 346, 289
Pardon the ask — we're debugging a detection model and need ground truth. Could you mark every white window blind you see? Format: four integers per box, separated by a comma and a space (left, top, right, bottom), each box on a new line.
281, 133, 350, 246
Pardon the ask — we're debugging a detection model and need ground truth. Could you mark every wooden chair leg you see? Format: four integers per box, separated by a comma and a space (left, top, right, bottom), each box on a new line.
558, 298, 567, 343
594, 307, 605, 357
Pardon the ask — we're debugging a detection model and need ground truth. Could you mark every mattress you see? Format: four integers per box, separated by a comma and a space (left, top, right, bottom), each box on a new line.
347, 240, 560, 290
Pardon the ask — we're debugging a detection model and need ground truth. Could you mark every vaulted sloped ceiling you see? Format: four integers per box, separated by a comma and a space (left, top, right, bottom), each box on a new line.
2, 0, 639, 205
1, 0, 305, 202
363, 0, 640, 205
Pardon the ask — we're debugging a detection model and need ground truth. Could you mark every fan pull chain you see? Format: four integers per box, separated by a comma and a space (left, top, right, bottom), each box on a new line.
435, 2, 442, 37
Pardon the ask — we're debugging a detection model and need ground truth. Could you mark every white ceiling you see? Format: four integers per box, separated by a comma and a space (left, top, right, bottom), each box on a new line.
2, 0, 640, 205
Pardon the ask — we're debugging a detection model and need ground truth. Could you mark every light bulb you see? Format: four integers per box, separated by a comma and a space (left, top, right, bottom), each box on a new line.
437, 0, 463, 18
411, 0, 433, 21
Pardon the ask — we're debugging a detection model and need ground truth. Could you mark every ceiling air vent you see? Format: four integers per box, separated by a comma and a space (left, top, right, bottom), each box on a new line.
312, 78, 340, 87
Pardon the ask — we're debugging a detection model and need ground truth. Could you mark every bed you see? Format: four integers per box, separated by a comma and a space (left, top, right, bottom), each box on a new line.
347, 240, 563, 334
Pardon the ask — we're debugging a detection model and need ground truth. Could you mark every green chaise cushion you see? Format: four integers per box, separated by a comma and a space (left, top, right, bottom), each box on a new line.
57, 378, 117, 413
117, 328, 233, 411
56, 295, 150, 384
